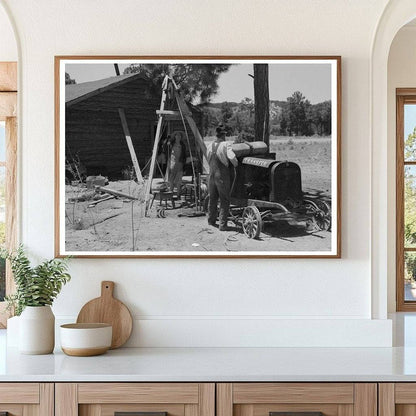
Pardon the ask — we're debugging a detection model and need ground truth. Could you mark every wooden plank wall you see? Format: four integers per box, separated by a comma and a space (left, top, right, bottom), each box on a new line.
65, 77, 202, 180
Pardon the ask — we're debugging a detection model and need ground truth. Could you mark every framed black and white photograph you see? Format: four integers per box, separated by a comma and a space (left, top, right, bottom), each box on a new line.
55, 56, 341, 258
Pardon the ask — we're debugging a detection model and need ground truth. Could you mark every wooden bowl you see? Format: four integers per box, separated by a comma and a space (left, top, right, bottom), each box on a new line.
60, 323, 112, 356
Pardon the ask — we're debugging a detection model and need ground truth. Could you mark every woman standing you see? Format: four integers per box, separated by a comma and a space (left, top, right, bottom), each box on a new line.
168, 131, 186, 198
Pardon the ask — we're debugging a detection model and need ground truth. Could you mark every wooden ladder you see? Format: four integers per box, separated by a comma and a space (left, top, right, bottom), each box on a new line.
144, 76, 208, 216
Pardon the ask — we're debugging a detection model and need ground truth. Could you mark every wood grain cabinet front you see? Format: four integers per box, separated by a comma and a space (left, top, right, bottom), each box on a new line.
217, 383, 377, 416
55, 383, 215, 416
379, 383, 416, 416
0, 383, 53, 416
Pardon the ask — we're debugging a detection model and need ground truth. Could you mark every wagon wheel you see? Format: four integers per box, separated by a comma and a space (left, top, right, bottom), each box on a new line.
242, 206, 262, 239
157, 208, 166, 218
314, 200, 331, 231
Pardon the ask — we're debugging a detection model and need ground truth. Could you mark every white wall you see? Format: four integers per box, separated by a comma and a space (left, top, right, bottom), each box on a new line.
0, 3, 17, 61
387, 25, 416, 312
0, 0, 393, 346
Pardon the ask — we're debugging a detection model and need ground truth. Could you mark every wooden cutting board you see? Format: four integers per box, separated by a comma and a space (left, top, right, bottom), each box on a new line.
76, 281, 133, 349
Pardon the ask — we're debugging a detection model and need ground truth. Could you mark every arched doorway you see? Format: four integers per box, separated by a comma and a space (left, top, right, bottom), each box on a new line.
371, 0, 416, 319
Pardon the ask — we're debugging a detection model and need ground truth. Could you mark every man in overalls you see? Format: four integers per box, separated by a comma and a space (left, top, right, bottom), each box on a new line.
207, 124, 238, 231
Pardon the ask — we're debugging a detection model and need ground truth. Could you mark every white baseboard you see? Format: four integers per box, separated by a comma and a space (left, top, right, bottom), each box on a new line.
56, 317, 392, 347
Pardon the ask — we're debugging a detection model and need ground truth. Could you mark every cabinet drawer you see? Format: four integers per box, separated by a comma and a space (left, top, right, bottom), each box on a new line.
379, 383, 416, 416
217, 383, 376, 416
56, 383, 215, 416
0, 383, 53, 416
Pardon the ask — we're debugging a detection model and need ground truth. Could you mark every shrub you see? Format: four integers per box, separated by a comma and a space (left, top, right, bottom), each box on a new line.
1, 246, 71, 316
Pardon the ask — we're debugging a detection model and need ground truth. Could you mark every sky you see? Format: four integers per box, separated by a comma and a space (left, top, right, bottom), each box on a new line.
405, 104, 416, 139
65, 62, 332, 105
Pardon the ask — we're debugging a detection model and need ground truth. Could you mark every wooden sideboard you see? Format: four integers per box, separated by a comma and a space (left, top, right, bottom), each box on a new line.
0, 382, 413, 416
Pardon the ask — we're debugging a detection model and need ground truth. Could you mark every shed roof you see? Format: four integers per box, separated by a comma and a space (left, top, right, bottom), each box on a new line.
65, 73, 146, 107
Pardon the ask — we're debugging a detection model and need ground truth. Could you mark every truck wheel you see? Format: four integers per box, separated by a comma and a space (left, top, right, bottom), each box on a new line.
242, 206, 262, 239
315, 200, 331, 231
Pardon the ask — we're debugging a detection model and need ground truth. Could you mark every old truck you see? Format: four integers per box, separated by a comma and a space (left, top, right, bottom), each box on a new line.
227, 141, 331, 239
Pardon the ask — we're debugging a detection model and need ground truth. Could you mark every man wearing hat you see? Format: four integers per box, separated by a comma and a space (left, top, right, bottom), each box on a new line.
207, 124, 238, 231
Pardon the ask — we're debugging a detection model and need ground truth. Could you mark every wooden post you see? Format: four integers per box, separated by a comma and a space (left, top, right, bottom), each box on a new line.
118, 108, 143, 183
174, 90, 209, 173
254, 64, 270, 146
144, 76, 169, 215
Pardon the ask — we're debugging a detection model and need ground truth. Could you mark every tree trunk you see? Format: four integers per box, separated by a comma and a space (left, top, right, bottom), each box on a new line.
254, 64, 269, 145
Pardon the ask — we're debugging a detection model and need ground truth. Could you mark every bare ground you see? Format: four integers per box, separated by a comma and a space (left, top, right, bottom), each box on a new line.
64, 137, 333, 253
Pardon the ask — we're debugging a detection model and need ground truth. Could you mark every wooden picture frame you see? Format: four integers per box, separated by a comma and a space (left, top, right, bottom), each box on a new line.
0, 61, 18, 327
55, 56, 341, 258
396, 88, 416, 310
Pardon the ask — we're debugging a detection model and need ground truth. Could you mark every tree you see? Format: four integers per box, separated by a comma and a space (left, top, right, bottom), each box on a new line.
279, 114, 288, 135
227, 98, 254, 134
221, 102, 233, 124
405, 128, 416, 249
286, 91, 311, 136
405, 126, 416, 161
65, 72, 76, 85
123, 64, 231, 103
253, 64, 270, 145
310, 101, 331, 136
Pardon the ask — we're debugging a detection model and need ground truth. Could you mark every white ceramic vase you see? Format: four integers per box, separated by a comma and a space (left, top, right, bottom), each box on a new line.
19, 306, 55, 354
6, 315, 20, 347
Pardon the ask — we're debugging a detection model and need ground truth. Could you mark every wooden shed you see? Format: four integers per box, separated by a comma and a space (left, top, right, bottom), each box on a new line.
65, 73, 203, 180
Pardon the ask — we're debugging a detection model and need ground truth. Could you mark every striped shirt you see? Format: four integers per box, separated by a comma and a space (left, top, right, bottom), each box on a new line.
207, 141, 238, 167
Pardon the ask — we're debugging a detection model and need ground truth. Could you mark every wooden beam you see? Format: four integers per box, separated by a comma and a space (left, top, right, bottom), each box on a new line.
0, 62, 17, 92
0, 92, 17, 120
118, 108, 144, 183
156, 109, 186, 121
157, 114, 184, 121
174, 90, 209, 173
156, 110, 181, 116
144, 75, 169, 215
156, 109, 192, 117
95, 185, 137, 200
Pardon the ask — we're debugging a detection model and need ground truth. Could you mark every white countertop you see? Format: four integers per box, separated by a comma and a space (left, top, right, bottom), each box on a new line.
1, 328, 416, 382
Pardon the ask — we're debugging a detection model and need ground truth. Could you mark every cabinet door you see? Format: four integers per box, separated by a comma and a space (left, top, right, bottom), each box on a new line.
379, 383, 416, 416
217, 383, 377, 416
0, 383, 53, 416
55, 383, 215, 416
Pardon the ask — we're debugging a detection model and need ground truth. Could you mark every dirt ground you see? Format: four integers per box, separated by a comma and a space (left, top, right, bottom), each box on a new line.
269, 136, 332, 195
64, 137, 333, 253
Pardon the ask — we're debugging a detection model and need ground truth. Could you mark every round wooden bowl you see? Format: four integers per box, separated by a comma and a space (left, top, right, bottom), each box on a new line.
60, 323, 112, 357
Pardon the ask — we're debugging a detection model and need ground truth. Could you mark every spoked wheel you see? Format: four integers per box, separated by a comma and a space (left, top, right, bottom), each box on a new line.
314, 200, 331, 231
242, 206, 262, 239
157, 208, 166, 218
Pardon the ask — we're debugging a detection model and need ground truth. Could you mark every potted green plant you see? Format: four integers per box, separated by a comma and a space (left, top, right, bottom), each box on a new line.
1, 246, 71, 354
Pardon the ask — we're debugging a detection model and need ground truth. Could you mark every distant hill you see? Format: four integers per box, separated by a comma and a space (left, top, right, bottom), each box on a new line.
198, 97, 331, 137
203, 101, 239, 109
